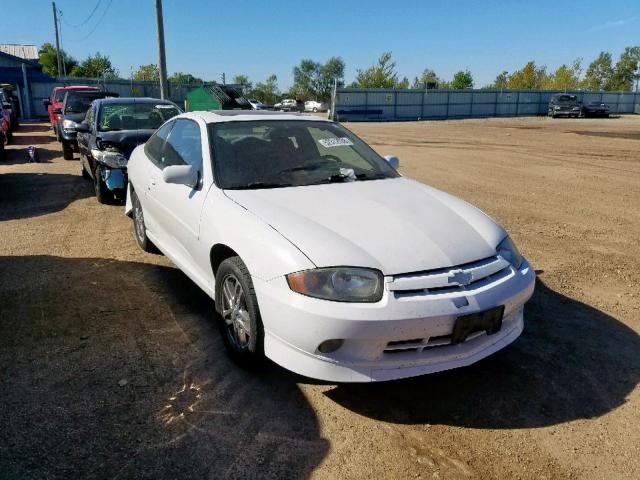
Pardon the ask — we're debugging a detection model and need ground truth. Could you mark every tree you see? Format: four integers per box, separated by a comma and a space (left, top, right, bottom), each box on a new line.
396, 77, 410, 89
232, 74, 252, 94
252, 74, 280, 105
169, 72, 203, 85
451, 69, 474, 89
411, 68, 441, 89
132, 64, 159, 81
38, 43, 77, 77
506, 61, 548, 89
492, 71, 509, 89
542, 59, 581, 90
70, 52, 118, 78
580, 52, 614, 91
290, 57, 345, 101
609, 46, 640, 91
352, 52, 398, 88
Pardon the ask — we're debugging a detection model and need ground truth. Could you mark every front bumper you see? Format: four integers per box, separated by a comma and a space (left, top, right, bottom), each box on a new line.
255, 260, 535, 382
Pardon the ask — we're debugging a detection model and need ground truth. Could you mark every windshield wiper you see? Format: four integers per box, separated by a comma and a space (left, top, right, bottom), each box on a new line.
226, 182, 293, 190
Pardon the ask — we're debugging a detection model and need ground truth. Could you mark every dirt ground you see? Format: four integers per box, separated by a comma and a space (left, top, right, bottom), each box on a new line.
1, 115, 639, 480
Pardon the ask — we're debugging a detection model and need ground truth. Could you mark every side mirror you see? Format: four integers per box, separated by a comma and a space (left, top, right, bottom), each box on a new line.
43, 99, 51, 107
52, 107, 62, 114
384, 155, 400, 169
162, 164, 199, 188
75, 122, 90, 133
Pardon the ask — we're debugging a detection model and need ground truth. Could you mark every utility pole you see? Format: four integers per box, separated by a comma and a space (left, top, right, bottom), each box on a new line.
52, 2, 62, 77
155, 0, 169, 99
221, 72, 226, 85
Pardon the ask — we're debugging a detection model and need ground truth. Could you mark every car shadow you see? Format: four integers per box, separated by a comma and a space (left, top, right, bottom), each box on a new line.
0, 255, 328, 480
324, 279, 640, 429
0, 172, 92, 221
10, 133, 56, 145
16, 123, 52, 133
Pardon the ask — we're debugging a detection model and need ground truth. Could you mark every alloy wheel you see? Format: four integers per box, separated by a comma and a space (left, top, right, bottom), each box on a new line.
221, 274, 251, 350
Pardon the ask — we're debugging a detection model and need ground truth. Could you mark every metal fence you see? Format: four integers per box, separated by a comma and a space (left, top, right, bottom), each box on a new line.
25, 76, 200, 118
333, 88, 640, 121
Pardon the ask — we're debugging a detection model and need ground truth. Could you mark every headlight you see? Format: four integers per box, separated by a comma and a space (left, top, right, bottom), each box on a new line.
62, 119, 78, 130
287, 267, 383, 302
496, 236, 523, 270
91, 148, 128, 168
572, 107, 580, 111
554, 105, 561, 110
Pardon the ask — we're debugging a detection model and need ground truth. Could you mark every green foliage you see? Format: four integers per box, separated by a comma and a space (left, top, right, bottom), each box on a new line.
492, 71, 510, 89
608, 47, 640, 91
251, 74, 280, 104
38, 43, 78, 77
169, 72, 203, 85
290, 57, 345, 101
132, 64, 159, 81
580, 52, 613, 91
232, 74, 252, 93
411, 69, 441, 89
451, 69, 474, 89
70, 52, 118, 79
352, 52, 398, 88
396, 77, 410, 89
504, 61, 548, 89
542, 59, 582, 90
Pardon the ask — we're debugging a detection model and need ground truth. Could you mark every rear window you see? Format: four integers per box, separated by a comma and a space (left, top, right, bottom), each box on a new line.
97, 103, 181, 131
557, 95, 578, 102
64, 92, 108, 114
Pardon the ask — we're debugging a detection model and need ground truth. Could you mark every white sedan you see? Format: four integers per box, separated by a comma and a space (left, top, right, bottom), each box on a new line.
125, 111, 535, 382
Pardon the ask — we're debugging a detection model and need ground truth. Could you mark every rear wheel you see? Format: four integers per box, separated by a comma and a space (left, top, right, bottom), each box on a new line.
93, 165, 113, 204
62, 141, 74, 160
215, 257, 264, 366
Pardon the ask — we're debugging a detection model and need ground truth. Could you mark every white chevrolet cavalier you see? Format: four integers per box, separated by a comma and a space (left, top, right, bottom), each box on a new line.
126, 111, 535, 382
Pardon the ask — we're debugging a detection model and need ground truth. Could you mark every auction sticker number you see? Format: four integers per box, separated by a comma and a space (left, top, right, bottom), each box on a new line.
318, 137, 354, 148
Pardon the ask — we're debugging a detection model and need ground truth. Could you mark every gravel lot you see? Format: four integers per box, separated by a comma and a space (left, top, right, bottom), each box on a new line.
1, 115, 639, 479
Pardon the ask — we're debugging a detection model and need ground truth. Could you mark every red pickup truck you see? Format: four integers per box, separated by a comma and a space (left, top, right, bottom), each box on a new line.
43, 85, 100, 139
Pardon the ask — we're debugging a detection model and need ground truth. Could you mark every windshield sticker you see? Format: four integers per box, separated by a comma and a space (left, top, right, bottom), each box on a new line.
318, 137, 353, 148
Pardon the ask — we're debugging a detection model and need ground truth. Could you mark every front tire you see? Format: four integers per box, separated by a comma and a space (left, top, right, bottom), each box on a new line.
130, 187, 157, 252
93, 164, 113, 204
215, 257, 264, 366
62, 141, 74, 160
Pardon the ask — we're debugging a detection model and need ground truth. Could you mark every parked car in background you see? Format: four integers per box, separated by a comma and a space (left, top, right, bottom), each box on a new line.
57, 90, 119, 160
43, 85, 100, 138
548, 94, 581, 118
0, 90, 18, 131
304, 100, 328, 112
0, 103, 12, 144
274, 98, 304, 112
247, 99, 267, 110
581, 101, 610, 118
76, 97, 181, 203
125, 110, 535, 382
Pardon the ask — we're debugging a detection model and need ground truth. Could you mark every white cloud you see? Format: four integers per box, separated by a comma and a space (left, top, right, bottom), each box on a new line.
589, 16, 637, 32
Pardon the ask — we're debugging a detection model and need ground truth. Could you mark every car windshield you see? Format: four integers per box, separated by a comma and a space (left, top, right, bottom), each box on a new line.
210, 120, 399, 190
557, 95, 578, 102
98, 102, 181, 131
64, 92, 106, 113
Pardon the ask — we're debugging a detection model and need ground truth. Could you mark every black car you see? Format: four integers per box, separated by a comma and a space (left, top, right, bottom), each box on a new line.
582, 101, 610, 118
76, 97, 181, 203
56, 90, 118, 160
548, 94, 582, 118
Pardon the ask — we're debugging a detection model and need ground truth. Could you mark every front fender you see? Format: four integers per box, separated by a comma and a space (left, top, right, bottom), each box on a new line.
200, 189, 315, 281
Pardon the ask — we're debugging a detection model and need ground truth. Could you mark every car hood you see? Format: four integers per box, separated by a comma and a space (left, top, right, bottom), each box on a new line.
63, 113, 87, 123
224, 177, 505, 275
98, 129, 155, 158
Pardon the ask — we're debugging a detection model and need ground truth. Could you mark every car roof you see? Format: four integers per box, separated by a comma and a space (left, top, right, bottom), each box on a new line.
54, 85, 100, 91
180, 110, 332, 124
93, 97, 177, 105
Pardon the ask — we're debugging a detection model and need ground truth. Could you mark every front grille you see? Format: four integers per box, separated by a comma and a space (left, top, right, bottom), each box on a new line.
388, 255, 512, 298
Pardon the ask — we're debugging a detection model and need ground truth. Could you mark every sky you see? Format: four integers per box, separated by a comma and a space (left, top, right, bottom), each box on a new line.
6, 0, 640, 89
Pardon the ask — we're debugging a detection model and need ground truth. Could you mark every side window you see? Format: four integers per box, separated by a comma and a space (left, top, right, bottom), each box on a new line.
163, 119, 202, 168
145, 121, 174, 168
84, 106, 93, 127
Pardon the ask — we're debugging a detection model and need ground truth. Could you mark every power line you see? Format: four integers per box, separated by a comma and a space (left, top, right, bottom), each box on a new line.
61, 0, 102, 28
67, 0, 114, 42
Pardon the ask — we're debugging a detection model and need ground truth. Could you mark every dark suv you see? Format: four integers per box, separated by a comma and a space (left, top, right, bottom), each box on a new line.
56, 90, 118, 160
548, 94, 581, 118
76, 97, 181, 203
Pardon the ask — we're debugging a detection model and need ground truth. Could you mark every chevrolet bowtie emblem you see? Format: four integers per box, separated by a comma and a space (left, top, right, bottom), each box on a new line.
448, 269, 472, 286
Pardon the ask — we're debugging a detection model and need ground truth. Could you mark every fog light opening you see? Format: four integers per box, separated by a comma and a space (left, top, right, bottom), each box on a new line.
318, 339, 344, 354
